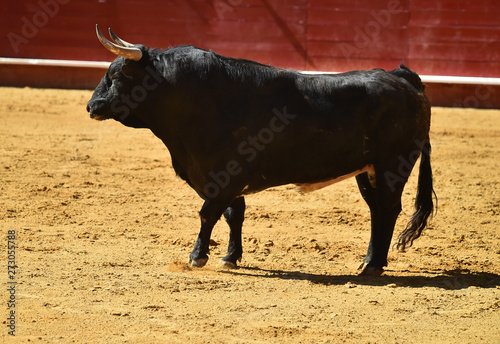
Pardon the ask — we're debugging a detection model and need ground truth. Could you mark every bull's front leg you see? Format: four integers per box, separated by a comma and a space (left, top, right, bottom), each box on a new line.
189, 199, 228, 267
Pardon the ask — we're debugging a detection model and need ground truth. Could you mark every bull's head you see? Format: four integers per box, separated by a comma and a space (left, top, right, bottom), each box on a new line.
87, 25, 161, 128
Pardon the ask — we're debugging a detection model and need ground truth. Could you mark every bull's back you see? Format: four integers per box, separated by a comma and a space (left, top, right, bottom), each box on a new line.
241, 68, 429, 189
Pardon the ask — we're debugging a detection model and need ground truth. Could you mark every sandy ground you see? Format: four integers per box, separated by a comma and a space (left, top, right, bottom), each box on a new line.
0, 86, 499, 343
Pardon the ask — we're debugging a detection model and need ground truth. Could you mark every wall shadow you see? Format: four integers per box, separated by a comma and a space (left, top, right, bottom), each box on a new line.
222, 266, 500, 290
261, 0, 315, 69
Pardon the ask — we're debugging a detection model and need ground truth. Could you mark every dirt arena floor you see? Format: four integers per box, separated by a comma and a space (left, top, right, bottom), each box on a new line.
1, 86, 499, 343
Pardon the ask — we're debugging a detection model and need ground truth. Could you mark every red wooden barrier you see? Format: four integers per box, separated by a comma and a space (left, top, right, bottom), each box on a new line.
1, 0, 499, 102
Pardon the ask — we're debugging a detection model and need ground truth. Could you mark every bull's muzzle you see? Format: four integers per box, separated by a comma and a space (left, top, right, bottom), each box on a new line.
87, 102, 108, 121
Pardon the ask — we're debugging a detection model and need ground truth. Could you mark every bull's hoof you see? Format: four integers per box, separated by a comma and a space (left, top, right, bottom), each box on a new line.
217, 257, 241, 269
188, 256, 209, 268
358, 262, 384, 276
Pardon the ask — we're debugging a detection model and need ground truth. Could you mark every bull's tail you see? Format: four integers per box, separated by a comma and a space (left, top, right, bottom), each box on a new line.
397, 139, 436, 251
390, 64, 426, 92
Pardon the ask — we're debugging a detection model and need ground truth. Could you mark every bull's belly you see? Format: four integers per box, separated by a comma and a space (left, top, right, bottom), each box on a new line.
295, 164, 375, 192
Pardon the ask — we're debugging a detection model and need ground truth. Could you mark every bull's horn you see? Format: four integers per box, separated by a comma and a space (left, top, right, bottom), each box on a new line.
108, 28, 135, 47
95, 25, 142, 61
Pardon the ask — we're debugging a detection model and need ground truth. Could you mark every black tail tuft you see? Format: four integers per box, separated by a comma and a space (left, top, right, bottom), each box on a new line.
397, 139, 436, 251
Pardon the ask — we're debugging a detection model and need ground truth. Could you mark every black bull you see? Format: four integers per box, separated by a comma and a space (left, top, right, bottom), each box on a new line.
87, 27, 435, 275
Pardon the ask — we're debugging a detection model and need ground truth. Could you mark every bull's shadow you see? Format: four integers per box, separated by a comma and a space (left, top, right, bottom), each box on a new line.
222, 266, 500, 290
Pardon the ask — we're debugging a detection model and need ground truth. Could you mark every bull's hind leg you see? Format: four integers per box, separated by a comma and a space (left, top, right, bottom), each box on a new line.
220, 197, 246, 268
356, 167, 405, 276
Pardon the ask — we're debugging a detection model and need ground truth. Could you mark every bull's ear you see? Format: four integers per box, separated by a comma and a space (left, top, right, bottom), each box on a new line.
121, 58, 146, 78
